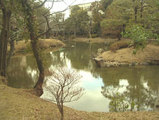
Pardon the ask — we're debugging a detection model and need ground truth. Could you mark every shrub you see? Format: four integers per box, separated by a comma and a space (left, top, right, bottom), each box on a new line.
122, 24, 151, 50
100, 19, 124, 38
91, 34, 98, 38
109, 40, 130, 52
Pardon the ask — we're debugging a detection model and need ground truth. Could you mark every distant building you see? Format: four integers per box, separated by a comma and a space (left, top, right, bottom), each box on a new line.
69, 2, 94, 17
76, 2, 92, 10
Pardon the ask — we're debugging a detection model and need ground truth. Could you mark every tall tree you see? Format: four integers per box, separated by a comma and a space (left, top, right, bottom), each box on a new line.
21, 0, 45, 96
100, 0, 132, 39
65, 6, 89, 37
0, 0, 12, 77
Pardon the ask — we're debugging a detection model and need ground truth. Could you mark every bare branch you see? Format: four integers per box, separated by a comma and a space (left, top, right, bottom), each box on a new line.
42, 0, 55, 16
45, 67, 85, 120
37, 28, 51, 38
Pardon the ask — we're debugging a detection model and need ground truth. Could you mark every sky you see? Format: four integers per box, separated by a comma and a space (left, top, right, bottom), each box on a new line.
45, 0, 99, 18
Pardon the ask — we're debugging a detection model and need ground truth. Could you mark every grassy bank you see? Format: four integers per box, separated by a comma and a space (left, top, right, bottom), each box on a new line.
95, 44, 159, 67
0, 79, 159, 120
9, 39, 65, 54
0, 81, 95, 120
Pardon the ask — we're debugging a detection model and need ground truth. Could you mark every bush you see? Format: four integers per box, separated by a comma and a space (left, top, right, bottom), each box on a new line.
14, 39, 65, 53
38, 39, 65, 49
100, 19, 124, 38
91, 34, 98, 38
122, 24, 151, 50
109, 40, 130, 52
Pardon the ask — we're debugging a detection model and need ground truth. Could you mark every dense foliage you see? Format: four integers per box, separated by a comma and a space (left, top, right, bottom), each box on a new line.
64, 0, 159, 41
123, 24, 151, 50
64, 5, 90, 37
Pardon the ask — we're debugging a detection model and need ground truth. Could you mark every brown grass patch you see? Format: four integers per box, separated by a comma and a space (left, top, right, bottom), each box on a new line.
99, 44, 159, 64
0, 83, 159, 120
109, 40, 130, 52
14, 40, 30, 52
11, 39, 65, 54
38, 39, 65, 49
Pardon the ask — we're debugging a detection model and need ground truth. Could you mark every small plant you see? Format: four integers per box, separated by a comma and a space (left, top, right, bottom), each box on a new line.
46, 67, 85, 120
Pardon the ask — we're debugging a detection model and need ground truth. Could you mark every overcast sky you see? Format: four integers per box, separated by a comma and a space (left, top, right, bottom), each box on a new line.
45, 0, 99, 18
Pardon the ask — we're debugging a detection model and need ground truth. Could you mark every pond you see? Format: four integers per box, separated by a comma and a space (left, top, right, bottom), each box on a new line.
7, 42, 159, 112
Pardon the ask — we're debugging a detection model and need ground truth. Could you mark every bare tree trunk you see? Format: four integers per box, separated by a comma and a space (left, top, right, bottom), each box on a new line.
7, 38, 15, 66
44, 15, 51, 38
140, 0, 144, 18
58, 103, 64, 120
74, 26, 76, 38
134, 6, 138, 22
21, 0, 44, 96
88, 18, 92, 38
132, 0, 138, 23
61, 108, 64, 120
0, 0, 11, 77
73, 21, 77, 37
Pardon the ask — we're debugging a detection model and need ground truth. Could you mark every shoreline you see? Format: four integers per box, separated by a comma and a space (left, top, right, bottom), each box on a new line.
72, 37, 118, 44
94, 44, 159, 67
8, 39, 65, 56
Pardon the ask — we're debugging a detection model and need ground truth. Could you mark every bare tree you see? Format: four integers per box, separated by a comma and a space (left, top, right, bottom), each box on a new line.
46, 67, 84, 120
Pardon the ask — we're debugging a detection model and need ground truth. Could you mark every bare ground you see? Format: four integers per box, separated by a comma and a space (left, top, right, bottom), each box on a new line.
0, 80, 159, 120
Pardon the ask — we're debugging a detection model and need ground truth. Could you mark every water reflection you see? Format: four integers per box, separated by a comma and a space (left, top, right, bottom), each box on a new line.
7, 56, 38, 88
8, 42, 159, 112
101, 66, 159, 112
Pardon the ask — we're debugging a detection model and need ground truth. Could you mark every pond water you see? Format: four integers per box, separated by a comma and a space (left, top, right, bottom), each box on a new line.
8, 42, 159, 112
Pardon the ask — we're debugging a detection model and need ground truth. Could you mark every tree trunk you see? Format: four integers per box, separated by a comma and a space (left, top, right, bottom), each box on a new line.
7, 38, 15, 66
59, 104, 64, 120
134, 6, 138, 22
74, 23, 77, 37
140, 0, 144, 18
44, 15, 51, 38
0, 1, 11, 77
7, 24, 16, 66
61, 111, 64, 120
21, 0, 44, 96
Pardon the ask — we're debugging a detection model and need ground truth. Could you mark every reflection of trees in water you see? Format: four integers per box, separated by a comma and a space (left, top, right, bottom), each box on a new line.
8, 42, 159, 111
101, 66, 159, 112
7, 56, 38, 88
102, 86, 129, 112
65, 43, 105, 74
42, 43, 159, 112
7, 51, 67, 88
42, 51, 67, 68
66, 43, 93, 70
41, 42, 106, 78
